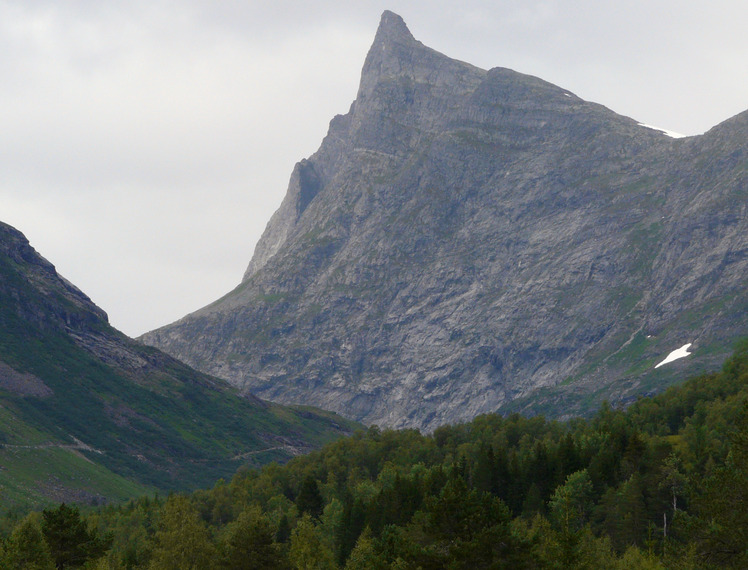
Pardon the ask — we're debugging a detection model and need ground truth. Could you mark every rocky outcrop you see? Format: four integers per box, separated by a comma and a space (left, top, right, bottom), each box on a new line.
142, 12, 748, 431
0, 222, 109, 331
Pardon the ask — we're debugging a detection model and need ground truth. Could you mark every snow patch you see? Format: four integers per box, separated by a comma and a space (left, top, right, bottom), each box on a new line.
655, 343, 692, 368
638, 123, 687, 139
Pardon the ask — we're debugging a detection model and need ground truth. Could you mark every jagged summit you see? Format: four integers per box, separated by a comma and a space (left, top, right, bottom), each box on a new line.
356, 11, 484, 106
374, 10, 415, 45
242, 12, 487, 281
143, 13, 748, 432
358, 10, 419, 94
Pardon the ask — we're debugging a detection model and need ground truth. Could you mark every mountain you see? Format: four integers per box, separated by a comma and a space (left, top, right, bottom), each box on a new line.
0, 221, 358, 509
141, 11, 748, 432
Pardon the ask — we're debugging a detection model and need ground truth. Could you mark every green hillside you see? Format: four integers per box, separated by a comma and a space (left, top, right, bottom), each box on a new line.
0, 221, 359, 511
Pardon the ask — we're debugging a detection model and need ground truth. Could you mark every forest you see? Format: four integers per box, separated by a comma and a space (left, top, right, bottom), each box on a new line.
1, 339, 747, 569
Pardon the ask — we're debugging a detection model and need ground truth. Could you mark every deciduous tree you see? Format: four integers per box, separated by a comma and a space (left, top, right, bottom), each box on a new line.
148, 496, 216, 570
3, 514, 55, 569
288, 514, 336, 570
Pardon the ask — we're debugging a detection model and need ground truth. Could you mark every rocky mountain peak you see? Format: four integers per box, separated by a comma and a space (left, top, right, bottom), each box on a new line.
1, 221, 49, 268
355, 11, 484, 108
241, 12, 490, 282
143, 13, 748, 432
0, 221, 108, 328
355, 11, 420, 103
374, 10, 415, 45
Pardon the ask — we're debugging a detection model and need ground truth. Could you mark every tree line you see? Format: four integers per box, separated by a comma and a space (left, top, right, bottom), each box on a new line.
1, 340, 747, 568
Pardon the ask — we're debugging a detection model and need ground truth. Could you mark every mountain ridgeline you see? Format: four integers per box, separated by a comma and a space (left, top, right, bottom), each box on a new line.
0, 221, 358, 509
142, 11, 748, 432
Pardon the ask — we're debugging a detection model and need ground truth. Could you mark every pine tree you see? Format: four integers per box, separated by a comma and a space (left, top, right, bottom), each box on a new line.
276, 514, 291, 544
336, 495, 366, 565
521, 483, 545, 518
41, 503, 110, 569
690, 402, 748, 568
295, 476, 324, 521
472, 444, 496, 494
221, 506, 284, 569
601, 474, 647, 551
556, 433, 581, 485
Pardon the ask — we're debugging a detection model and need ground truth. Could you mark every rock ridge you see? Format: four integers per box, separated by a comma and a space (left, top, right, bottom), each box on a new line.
142, 12, 748, 432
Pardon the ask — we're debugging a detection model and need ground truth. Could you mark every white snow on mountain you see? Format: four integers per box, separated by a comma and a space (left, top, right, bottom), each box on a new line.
655, 343, 693, 368
638, 123, 688, 138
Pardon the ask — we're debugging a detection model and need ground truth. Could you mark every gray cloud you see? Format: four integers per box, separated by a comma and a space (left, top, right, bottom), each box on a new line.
1, 0, 746, 336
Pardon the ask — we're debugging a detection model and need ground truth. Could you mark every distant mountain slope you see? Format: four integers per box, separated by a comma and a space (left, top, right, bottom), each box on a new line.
0, 221, 358, 510
141, 11, 747, 431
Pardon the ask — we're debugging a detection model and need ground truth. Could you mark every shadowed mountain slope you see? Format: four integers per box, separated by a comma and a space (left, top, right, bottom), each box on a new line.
0, 221, 358, 509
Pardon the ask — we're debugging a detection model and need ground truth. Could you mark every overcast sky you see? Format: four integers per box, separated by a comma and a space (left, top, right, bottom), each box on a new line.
1, 1, 746, 337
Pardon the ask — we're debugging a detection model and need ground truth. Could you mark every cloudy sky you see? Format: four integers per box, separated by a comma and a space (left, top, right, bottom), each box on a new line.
1, 1, 746, 337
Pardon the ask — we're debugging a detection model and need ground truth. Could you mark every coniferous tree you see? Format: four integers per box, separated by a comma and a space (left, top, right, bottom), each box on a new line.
601, 474, 647, 552
41, 503, 110, 569
529, 441, 554, 500
417, 475, 525, 567
221, 506, 284, 569
556, 433, 581, 485
506, 451, 525, 514
276, 514, 291, 544
493, 444, 511, 501
336, 495, 366, 565
621, 432, 647, 478
295, 476, 324, 521
689, 403, 748, 568
521, 483, 545, 518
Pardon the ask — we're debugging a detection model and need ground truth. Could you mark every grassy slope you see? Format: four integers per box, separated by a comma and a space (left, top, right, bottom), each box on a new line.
0, 225, 359, 511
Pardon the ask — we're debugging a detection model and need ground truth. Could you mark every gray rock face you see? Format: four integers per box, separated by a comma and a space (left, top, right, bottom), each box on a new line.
141, 11, 748, 431
0, 221, 109, 331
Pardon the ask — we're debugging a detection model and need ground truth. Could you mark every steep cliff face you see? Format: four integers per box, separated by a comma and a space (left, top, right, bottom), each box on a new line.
142, 12, 748, 431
